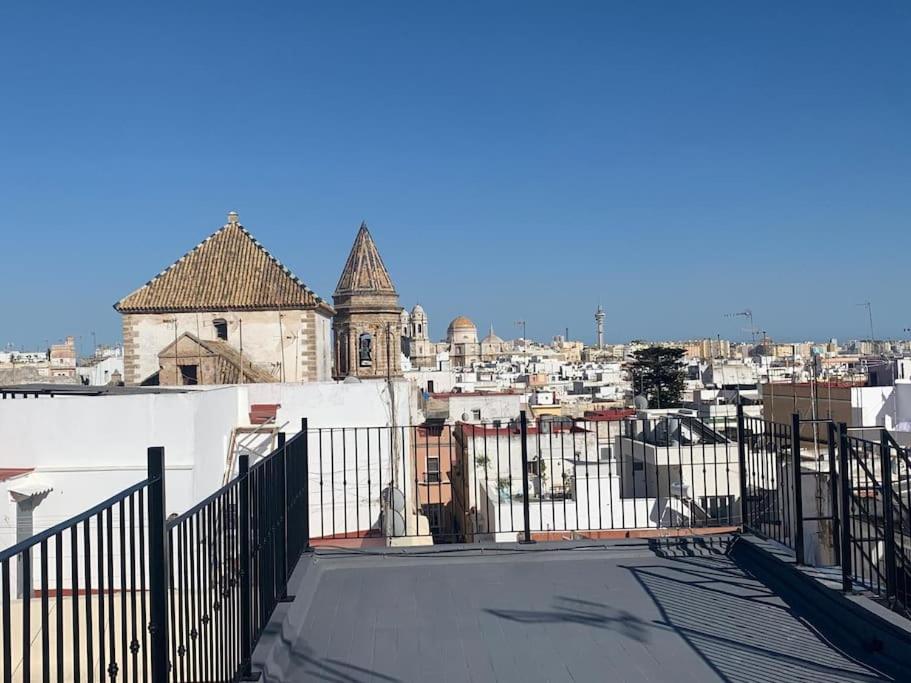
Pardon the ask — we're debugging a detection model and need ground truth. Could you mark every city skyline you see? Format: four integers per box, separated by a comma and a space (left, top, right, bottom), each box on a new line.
1, 3, 909, 348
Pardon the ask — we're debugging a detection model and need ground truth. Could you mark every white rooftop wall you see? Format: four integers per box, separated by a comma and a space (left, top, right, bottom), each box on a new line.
0, 380, 419, 555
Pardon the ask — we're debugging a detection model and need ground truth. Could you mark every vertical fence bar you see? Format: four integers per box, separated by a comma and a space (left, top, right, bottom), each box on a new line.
791, 413, 805, 564
277, 432, 291, 601
736, 404, 748, 529
21, 550, 30, 683
302, 418, 311, 553
519, 411, 534, 544
147, 447, 169, 683
880, 430, 897, 602
238, 454, 255, 680
837, 423, 853, 592
827, 422, 840, 563
2, 560, 10, 683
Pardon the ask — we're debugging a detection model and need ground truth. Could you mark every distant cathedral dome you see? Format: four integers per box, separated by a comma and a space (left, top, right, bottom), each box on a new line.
447, 316, 478, 344
482, 325, 503, 344
449, 315, 475, 330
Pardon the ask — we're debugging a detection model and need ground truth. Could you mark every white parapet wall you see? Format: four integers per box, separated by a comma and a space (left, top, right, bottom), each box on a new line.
0, 379, 421, 590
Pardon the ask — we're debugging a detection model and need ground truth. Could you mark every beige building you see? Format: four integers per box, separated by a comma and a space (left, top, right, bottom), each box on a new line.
441, 317, 508, 367
680, 338, 731, 360
402, 307, 510, 370
115, 212, 335, 386
48, 336, 77, 378
405, 304, 436, 368
332, 223, 403, 379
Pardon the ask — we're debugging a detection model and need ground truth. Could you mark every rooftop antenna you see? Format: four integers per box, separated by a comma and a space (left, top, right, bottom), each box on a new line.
514, 320, 527, 347
856, 302, 875, 343
724, 309, 756, 344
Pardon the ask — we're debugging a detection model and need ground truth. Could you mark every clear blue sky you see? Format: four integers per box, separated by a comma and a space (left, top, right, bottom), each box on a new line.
1, 2, 908, 353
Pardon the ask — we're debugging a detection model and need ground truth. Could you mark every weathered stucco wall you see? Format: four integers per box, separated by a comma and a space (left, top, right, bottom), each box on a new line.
123, 309, 333, 385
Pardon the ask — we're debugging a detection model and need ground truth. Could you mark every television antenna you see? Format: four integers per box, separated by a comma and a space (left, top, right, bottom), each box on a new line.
856, 302, 875, 343
514, 320, 527, 347
724, 310, 757, 343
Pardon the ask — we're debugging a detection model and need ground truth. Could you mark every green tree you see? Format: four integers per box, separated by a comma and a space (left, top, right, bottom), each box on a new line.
629, 346, 686, 408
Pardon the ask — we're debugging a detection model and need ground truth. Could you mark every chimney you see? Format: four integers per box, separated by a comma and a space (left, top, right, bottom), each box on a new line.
227, 211, 239, 225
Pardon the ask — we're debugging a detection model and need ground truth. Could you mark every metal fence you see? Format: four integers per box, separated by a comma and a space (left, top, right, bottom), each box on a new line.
840, 428, 911, 613
305, 412, 742, 545
0, 423, 309, 682
741, 409, 911, 616
8, 407, 908, 680
0, 462, 157, 683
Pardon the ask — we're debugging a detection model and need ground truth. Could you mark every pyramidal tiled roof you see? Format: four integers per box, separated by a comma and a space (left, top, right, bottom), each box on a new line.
334, 222, 397, 296
115, 213, 331, 313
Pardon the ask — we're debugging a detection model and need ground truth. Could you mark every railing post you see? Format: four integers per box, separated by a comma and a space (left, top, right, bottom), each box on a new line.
302, 418, 311, 553
519, 411, 534, 544
827, 422, 840, 564
276, 432, 290, 601
238, 454, 255, 680
838, 423, 853, 592
146, 447, 169, 683
736, 403, 748, 530
791, 413, 805, 564
880, 430, 897, 602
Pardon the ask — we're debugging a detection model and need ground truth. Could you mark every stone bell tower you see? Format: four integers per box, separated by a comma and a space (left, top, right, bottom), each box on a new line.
332, 222, 403, 379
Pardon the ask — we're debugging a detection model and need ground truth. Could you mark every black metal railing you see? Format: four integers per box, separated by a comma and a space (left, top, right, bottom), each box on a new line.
741, 408, 911, 616
840, 428, 911, 614
1, 422, 310, 682
0, 464, 157, 682
163, 423, 309, 682
19, 407, 911, 677
304, 412, 742, 545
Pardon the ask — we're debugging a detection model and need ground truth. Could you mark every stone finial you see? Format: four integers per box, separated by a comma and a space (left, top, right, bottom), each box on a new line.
227, 211, 239, 225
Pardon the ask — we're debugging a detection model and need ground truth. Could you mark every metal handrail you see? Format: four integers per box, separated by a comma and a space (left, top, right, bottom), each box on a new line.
0, 477, 150, 562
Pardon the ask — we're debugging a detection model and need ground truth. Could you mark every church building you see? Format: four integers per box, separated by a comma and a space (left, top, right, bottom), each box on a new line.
332, 223, 404, 379
401, 308, 511, 369
115, 212, 334, 386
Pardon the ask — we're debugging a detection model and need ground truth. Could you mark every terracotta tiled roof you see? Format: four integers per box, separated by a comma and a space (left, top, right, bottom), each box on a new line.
115, 214, 332, 313
334, 222, 397, 296
0, 468, 33, 482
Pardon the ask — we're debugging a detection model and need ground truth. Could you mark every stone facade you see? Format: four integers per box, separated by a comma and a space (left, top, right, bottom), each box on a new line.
116, 213, 333, 386
123, 308, 332, 385
402, 310, 510, 369
332, 223, 403, 379
405, 304, 436, 368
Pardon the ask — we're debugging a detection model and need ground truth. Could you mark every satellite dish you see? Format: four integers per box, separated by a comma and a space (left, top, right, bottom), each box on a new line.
382, 510, 406, 536
634, 395, 649, 410
462, 412, 472, 422
342, 375, 362, 384
381, 486, 406, 513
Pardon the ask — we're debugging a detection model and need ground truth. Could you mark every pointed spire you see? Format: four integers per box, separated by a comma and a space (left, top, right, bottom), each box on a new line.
334, 222, 397, 295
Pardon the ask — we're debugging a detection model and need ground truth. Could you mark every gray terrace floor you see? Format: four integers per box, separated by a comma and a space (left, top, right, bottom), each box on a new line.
254, 538, 895, 683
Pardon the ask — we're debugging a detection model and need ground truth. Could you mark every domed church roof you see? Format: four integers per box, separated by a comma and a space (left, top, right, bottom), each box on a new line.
482, 324, 503, 344
448, 315, 476, 330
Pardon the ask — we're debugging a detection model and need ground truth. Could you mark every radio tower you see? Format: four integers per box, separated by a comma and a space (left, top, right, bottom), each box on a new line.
595, 304, 605, 349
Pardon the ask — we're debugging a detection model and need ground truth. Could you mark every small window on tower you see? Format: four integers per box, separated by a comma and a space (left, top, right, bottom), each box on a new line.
213, 319, 228, 341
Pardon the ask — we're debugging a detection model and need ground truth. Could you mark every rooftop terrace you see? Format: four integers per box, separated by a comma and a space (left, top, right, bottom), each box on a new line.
253, 537, 905, 682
